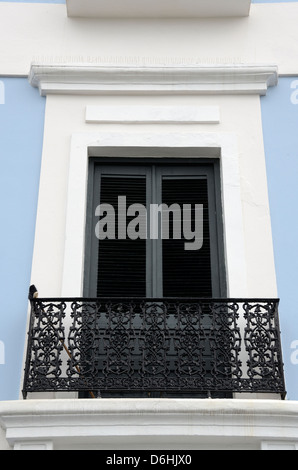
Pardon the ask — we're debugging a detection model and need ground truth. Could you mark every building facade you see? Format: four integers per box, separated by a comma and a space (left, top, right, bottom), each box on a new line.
0, 0, 298, 450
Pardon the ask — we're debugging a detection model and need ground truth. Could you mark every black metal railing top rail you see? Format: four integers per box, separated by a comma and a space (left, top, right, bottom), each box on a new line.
22, 298, 286, 399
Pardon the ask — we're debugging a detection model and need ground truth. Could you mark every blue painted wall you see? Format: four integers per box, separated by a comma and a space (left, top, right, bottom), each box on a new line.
0, 78, 45, 400
261, 77, 298, 401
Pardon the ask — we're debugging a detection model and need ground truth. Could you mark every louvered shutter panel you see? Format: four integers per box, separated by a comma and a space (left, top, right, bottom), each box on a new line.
97, 176, 147, 297
162, 177, 212, 297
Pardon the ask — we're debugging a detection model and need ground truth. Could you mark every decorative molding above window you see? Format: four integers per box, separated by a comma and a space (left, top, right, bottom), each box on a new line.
29, 64, 278, 97
85, 105, 220, 124
66, 0, 251, 19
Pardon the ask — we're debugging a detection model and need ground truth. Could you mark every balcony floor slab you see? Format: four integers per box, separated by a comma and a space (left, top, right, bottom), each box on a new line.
1, 398, 298, 450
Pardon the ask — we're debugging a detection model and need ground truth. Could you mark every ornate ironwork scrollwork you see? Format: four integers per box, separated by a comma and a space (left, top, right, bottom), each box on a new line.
243, 301, 285, 393
22, 298, 286, 399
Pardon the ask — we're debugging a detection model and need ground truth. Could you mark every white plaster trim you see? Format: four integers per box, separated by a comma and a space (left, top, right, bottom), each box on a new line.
29, 64, 278, 97
66, 0, 251, 19
61, 131, 247, 298
1, 399, 298, 450
85, 105, 220, 124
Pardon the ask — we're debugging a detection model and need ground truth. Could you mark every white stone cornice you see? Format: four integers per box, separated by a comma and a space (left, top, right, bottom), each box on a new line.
29, 64, 278, 97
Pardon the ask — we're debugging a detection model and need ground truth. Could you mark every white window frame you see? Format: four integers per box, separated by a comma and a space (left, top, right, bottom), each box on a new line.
61, 131, 247, 298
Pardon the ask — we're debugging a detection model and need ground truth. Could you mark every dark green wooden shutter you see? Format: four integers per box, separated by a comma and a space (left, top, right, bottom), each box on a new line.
97, 176, 147, 297
162, 177, 212, 297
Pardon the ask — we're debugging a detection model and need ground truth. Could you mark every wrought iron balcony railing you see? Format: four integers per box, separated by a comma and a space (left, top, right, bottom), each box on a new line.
22, 298, 286, 399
